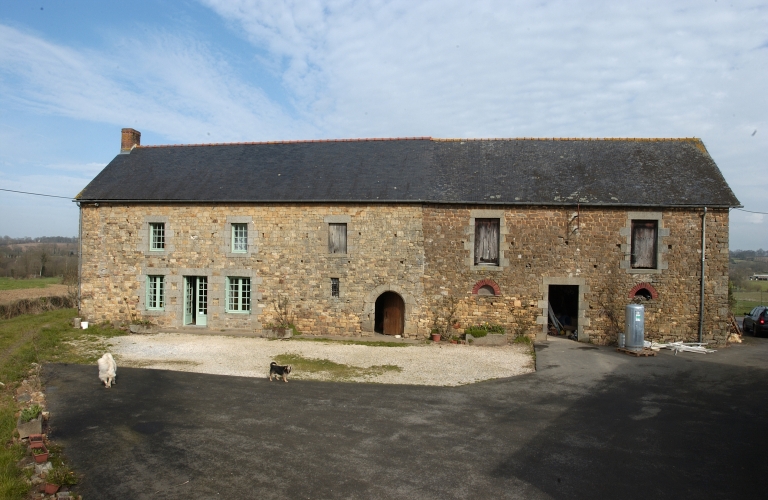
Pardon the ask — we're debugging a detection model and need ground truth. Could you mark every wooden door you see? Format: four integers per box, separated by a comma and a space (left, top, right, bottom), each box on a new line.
382, 293, 404, 335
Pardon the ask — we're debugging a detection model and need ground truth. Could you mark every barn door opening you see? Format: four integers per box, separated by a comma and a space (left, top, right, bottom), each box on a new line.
183, 276, 208, 326
548, 285, 579, 339
374, 292, 404, 335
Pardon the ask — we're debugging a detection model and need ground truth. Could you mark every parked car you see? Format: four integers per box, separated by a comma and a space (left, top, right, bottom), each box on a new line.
743, 306, 768, 336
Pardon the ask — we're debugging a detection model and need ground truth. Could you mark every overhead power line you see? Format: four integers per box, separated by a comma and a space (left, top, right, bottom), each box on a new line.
734, 208, 768, 215
0, 188, 74, 200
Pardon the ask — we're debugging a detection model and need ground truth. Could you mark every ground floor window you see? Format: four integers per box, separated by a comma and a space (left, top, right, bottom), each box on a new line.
146, 275, 165, 310
226, 277, 251, 313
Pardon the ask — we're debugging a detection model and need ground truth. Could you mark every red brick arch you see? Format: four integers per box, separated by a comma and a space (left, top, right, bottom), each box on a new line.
628, 282, 658, 300
472, 279, 501, 296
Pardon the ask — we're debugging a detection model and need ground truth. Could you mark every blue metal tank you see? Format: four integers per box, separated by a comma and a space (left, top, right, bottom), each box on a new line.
625, 304, 645, 351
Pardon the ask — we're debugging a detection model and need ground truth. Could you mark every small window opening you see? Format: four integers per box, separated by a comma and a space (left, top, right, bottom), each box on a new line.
149, 223, 165, 251
631, 220, 658, 269
633, 288, 653, 300
477, 285, 496, 296
474, 218, 500, 266
331, 278, 340, 297
329, 223, 347, 254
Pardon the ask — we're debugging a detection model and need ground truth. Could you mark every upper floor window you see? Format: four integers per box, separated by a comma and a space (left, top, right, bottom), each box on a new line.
329, 223, 347, 254
146, 275, 165, 310
150, 223, 165, 251
226, 277, 251, 313
631, 220, 658, 269
474, 218, 500, 266
232, 223, 248, 253
331, 278, 340, 297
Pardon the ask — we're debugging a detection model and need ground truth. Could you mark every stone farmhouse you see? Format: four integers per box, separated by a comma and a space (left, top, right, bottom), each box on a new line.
75, 129, 740, 344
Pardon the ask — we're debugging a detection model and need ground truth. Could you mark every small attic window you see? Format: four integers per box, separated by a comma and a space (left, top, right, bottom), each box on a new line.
149, 223, 165, 251
329, 223, 347, 254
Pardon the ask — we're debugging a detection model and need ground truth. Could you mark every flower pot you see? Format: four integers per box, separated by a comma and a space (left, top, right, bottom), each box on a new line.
44, 483, 60, 494
450, 340, 458, 344
30, 442, 49, 463
431, 333, 441, 342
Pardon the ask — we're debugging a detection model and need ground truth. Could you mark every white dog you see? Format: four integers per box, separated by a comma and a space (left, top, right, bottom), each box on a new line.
97, 353, 117, 388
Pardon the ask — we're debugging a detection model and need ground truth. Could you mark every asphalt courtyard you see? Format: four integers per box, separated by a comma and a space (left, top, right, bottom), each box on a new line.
43, 337, 768, 499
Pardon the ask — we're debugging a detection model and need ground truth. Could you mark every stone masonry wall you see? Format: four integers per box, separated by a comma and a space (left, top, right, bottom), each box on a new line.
80, 203, 425, 336
421, 205, 730, 345
80, 203, 730, 344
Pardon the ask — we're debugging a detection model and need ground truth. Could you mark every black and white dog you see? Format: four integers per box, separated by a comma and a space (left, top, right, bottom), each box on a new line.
269, 361, 292, 383
97, 353, 117, 388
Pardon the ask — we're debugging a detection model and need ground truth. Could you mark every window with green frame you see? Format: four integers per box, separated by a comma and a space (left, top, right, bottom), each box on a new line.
231, 223, 247, 253
146, 275, 165, 310
149, 222, 165, 251
226, 277, 251, 313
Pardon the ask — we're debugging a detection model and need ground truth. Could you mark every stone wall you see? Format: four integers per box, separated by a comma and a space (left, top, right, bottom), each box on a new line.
80, 203, 425, 336
80, 203, 730, 344
421, 205, 730, 345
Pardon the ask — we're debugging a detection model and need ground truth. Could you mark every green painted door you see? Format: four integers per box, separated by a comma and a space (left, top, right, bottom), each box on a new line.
184, 276, 207, 326
196, 277, 208, 326
184, 277, 194, 325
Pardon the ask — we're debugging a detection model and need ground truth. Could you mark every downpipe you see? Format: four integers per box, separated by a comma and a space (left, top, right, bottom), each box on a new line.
698, 207, 707, 343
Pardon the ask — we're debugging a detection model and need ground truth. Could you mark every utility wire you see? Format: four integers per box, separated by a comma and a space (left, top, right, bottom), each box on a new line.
733, 208, 768, 215
0, 188, 74, 200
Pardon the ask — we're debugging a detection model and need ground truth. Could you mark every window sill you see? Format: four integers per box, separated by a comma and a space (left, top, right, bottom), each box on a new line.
225, 311, 251, 315
627, 268, 662, 274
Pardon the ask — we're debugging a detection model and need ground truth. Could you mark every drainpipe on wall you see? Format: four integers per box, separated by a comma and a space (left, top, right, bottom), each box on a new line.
698, 207, 707, 343
77, 202, 82, 314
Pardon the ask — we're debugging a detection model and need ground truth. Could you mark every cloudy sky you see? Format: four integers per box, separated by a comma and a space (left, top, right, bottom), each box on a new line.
0, 0, 766, 249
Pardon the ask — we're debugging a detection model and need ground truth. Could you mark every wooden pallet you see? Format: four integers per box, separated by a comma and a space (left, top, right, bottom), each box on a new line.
616, 347, 657, 357
728, 313, 742, 335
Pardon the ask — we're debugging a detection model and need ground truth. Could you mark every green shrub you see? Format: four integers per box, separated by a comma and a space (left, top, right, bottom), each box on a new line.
47, 465, 77, 486
19, 405, 41, 424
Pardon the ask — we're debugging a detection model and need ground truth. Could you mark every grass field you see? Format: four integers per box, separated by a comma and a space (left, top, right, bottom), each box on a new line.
0, 277, 61, 291
733, 281, 768, 315
0, 309, 127, 499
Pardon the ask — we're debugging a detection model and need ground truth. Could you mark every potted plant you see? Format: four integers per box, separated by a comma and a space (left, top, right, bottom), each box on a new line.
30, 442, 49, 463
430, 328, 441, 342
17, 404, 43, 439
45, 465, 77, 494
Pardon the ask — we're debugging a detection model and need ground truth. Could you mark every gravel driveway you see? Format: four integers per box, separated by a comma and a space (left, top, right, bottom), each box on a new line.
106, 333, 534, 386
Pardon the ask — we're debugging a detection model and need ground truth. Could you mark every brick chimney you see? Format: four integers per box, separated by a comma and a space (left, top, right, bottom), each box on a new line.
121, 128, 141, 152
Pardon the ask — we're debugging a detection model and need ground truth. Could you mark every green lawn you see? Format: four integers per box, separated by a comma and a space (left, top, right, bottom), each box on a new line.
0, 277, 62, 291
0, 309, 128, 499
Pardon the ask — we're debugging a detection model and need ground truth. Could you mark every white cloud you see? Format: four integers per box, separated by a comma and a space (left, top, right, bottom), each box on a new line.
747, 213, 764, 224
0, 24, 313, 144
202, 0, 768, 249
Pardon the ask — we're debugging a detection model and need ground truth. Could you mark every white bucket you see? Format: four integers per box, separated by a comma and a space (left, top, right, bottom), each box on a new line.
81, 321, 89, 329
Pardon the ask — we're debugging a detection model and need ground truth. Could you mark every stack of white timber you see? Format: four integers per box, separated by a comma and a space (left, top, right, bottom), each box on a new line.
643, 340, 716, 355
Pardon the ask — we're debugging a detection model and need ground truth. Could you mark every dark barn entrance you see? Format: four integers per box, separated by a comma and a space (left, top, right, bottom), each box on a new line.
548, 285, 578, 337
374, 292, 405, 335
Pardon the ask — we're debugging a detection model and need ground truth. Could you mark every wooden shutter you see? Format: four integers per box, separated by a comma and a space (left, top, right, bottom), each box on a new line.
474, 219, 500, 265
329, 223, 347, 254
631, 220, 657, 269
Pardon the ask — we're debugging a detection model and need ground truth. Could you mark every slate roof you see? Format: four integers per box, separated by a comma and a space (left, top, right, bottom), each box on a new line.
77, 137, 740, 208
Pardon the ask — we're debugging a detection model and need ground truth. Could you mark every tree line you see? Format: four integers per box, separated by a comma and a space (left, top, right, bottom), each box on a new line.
0, 237, 78, 279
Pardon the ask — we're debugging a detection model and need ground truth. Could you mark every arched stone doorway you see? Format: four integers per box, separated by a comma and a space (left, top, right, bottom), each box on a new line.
375, 292, 405, 335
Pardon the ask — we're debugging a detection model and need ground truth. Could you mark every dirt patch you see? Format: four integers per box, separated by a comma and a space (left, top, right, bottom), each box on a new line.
0, 284, 69, 305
